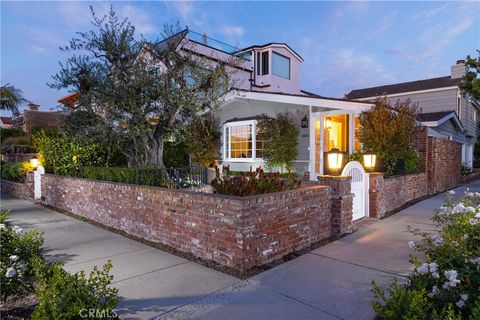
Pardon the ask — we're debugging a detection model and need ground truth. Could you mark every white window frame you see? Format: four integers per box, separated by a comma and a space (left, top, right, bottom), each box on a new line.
223, 120, 263, 162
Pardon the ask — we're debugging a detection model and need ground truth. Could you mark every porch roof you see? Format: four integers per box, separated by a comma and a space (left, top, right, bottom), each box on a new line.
223, 89, 373, 112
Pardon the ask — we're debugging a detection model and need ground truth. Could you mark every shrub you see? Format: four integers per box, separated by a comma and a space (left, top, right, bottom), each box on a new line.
33, 129, 108, 176
257, 113, 299, 172
0, 127, 24, 141
357, 98, 418, 176
403, 149, 420, 174
31, 259, 119, 320
163, 141, 189, 168
181, 115, 220, 167
372, 190, 480, 319
462, 163, 473, 176
0, 161, 29, 182
211, 165, 300, 196
81, 166, 168, 187
0, 212, 44, 302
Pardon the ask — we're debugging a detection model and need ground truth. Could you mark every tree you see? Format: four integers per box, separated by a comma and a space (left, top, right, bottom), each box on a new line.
257, 112, 299, 172
50, 6, 233, 170
356, 98, 418, 176
459, 50, 480, 100
0, 83, 27, 113
182, 114, 220, 167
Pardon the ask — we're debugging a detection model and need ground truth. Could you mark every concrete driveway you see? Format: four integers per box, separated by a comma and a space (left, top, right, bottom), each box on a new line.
1, 180, 477, 320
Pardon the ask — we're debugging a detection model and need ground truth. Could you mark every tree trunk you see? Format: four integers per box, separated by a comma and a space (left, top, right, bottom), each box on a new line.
144, 136, 166, 170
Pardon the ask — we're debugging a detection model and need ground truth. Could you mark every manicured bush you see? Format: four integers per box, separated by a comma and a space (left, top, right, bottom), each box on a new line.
257, 112, 299, 172
33, 129, 108, 176
372, 190, 480, 319
32, 259, 119, 320
0, 211, 44, 302
211, 165, 301, 196
81, 166, 168, 187
403, 149, 420, 174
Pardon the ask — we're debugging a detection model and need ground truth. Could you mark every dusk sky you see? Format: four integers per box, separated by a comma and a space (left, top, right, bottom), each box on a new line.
1, 1, 479, 115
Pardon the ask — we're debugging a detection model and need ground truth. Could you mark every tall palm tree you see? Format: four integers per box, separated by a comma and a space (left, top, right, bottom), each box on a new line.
1, 83, 28, 113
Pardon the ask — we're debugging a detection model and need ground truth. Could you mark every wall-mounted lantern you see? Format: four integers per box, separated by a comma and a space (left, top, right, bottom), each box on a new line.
301, 115, 308, 128
30, 157, 39, 170
327, 148, 344, 175
363, 152, 377, 171
325, 118, 332, 130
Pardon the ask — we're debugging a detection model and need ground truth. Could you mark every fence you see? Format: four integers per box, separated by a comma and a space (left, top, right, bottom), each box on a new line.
167, 166, 208, 189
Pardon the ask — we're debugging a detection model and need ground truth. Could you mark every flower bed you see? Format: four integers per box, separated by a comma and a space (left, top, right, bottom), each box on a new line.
372, 190, 480, 319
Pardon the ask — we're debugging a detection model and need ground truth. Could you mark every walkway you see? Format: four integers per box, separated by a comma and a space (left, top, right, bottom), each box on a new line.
2, 180, 477, 319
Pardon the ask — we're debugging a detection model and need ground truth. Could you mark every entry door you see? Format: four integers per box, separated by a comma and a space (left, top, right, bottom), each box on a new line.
341, 161, 369, 220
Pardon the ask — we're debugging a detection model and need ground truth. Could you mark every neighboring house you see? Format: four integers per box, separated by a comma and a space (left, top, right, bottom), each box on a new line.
14, 103, 69, 134
0, 116, 13, 128
143, 29, 374, 180
58, 92, 80, 109
346, 60, 479, 168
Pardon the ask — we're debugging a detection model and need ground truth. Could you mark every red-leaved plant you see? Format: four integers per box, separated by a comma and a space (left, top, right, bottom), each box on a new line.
211, 165, 301, 196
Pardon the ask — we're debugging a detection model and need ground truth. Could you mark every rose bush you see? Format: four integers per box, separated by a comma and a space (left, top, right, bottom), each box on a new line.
372, 189, 480, 319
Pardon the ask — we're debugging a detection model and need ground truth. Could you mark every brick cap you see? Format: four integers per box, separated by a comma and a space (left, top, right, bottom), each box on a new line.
317, 175, 351, 181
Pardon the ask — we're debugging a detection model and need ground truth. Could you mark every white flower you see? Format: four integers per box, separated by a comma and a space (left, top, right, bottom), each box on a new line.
461, 293, 468, 301
448, 190, 456, 195
408, 240, 416, 248
432, 235, 444, 246
416, 263, 429, 274
475, 212, 480, 218
0, 223, 5, 229
432, 272, 440, 279
18, 263, 27, 270
13, 225, 22, 233
429, 262, 438, 273
9, 255, 19, 263
470, 218, 478, 225
427, 285, 439, 298
466, 206, 476, 213
456, 299, 465, 308
443, 269, 461, 288
453, 203, 466, 214
470, 257, 480, 265
5, 267, 16, 278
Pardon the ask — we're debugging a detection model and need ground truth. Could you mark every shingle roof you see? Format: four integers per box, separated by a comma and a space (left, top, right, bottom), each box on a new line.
0, 116, 12, 124
346, 76, 460, 100
418, 111, 454, 122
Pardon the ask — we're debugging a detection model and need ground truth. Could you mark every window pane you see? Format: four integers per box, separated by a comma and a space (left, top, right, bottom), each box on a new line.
354, 117, 361, 151
272, 52, 290, 79
324, 115, 349, 152
228, 124, 253, 159
262, 52, 269, 75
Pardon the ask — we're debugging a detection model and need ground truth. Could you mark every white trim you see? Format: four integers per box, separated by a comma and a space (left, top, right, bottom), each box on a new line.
355, 86, 458, 100
225, 90, 373, 112
420, 112, 464, 132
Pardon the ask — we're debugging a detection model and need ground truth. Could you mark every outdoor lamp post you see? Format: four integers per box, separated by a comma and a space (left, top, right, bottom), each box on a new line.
327, 148, 344, 175
30, 157, 39, 170
363, 152, 377, 171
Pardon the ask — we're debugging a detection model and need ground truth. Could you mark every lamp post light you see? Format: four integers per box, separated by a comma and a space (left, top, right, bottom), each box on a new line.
327, 148, 344, 175
363, 152, 377, 172
30, 157, 39, 170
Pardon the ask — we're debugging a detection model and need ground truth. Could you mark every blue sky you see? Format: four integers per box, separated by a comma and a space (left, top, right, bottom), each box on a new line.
1, 1, 479, 114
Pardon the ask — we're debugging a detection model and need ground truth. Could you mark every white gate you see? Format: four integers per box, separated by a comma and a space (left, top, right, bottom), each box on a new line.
341, 161, 369, 220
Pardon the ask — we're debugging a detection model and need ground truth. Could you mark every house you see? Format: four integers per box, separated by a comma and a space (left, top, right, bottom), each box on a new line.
143, 29, 374, 180
13, 103, 69, 133
346, 60, 479, 168
0, 116, 13, 128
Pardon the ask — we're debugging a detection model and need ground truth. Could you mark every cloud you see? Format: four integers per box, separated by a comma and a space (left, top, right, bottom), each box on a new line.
222, 25, 246, 37
169, 1, 195, 21
120, 5, 155, 35
24, 27, 64, 54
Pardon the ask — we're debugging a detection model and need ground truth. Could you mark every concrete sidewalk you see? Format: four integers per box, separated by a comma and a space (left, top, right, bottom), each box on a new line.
2, 180, 477, 320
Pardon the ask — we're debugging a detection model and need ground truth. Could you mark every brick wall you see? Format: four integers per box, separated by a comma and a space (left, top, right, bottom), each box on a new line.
427, 136, 462, 193
369, 173, 428, 218
41, 174, 337, 271
0, 179, 26, 199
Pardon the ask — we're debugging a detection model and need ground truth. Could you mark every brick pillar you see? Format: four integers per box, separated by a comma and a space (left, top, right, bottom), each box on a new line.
368, 172, 385, 218
25, 172, 35, 200
317, 175, 353, 236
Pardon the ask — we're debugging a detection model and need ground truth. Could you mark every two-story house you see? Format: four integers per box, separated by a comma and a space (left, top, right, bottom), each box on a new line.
142, 29, 375, 181
346, 60, 480, 168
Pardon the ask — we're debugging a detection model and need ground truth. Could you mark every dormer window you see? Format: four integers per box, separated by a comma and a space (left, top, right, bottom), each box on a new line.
256, 51, 269, 76
272, 51, 290, 79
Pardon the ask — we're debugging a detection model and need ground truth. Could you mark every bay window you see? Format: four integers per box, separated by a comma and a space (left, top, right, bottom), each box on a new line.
223, 120, 263, 160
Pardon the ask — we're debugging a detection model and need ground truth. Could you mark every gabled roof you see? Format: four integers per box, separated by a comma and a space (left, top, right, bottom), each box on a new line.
235, 43, 304, 61
346, 76, 460, 99
419, 111, 464, 132
0, 116, 12, 124
146, 29, 188, 54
